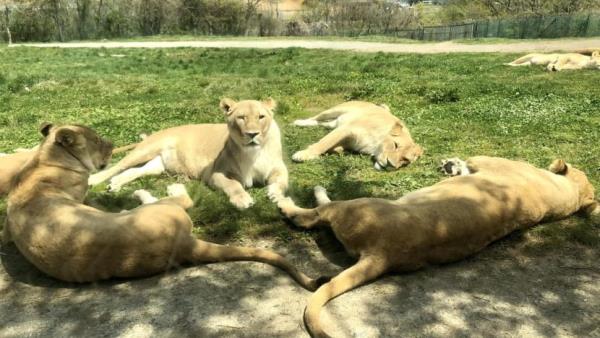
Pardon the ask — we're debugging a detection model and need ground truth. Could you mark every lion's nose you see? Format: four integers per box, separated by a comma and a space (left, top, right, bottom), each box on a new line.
246, 132, 259, 138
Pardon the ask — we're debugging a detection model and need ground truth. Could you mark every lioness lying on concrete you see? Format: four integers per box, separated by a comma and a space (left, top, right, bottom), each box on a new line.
292, 101, 422, 170
278, 156, 598, 337
88, 98, 288, 209
547, 51, 600, 71
3, 123, 322, 290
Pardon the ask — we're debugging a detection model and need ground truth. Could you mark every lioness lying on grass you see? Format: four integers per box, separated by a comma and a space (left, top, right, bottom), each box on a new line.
3, 123, 322, 290
547, 51, 600, 71
89, 98, 288, 209
279, 156, 598, 338
505, 53, 561, 67
292, 101, 422, 170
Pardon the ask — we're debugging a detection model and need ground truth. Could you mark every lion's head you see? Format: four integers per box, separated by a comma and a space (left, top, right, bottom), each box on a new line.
549, 159, 598, 216
220, 98, 276, 148
373, 122, 423, 171
40, 123, 113, 172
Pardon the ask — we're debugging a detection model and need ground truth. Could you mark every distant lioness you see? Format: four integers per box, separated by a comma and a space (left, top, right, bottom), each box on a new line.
3, 123, 322, 290
292, 101, 423, 170
505, 53, 561, 67
547, 51, 600, 71
88, 98, 288, 209
279, 156, 598, 338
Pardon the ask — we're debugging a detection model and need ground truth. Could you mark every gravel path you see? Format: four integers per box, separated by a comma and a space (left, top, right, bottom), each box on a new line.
1, 231, 599, 338
10, 37, 600, 53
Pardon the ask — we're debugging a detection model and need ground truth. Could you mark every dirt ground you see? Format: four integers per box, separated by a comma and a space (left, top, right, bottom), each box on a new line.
11, 37, 600, 53
1, 229, 599, 338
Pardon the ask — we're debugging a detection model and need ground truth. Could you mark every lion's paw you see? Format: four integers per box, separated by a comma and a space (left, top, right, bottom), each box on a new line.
441, 158, 470, 176
230, 192, 254, 210
167, 183, 188, 198
292, 150, 320, 162
133, 189, 158, 204
293, 119, 318, 127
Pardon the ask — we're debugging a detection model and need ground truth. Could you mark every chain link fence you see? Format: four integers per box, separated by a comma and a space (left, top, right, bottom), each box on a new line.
391, 13, 600, 41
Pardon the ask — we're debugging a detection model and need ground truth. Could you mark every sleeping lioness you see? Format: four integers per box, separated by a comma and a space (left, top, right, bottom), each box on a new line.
505, 53, 561, 67
278, 156, 598, 338
3, 123, 322, 290
547, 51, 600, 71
292, 101, 422, 170
88, 98, 288, 209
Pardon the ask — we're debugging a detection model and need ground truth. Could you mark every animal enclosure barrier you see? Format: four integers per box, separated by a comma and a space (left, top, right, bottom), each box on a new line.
391, 13, 600, 41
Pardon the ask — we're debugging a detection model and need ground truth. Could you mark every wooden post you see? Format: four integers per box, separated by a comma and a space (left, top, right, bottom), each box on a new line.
4, 5, 11, 45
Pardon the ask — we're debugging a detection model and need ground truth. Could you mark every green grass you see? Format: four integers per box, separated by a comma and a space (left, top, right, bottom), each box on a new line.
0, 46, 598, 247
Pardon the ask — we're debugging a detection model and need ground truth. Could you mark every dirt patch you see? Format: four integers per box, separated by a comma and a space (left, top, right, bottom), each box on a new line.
1, 230, 598, 337
12, 38, 600, 53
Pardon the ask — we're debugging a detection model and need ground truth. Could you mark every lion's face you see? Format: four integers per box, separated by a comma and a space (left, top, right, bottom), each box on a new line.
373, 122, 423, 170
220, 98, 276, 148
549, 159, 598, 216
41, 123, 113, 172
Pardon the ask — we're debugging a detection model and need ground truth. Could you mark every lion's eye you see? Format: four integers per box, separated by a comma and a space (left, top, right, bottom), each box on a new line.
259, 115, 265, 120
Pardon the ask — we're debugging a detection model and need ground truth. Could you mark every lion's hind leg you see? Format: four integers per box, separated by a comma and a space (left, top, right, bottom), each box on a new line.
294, 107, 348, 127
107, 155, 166, 192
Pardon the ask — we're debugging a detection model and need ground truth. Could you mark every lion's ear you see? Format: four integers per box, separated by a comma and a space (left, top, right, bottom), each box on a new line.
220, 98, 237, 115
549, 159, 568, 175
390, 122, 404, 136
262, 98, 277, 111
40, 122, 53, 137
55, 128, 78, 147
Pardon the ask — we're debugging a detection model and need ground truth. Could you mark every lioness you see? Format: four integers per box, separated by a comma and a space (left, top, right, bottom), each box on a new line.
292, 101, 423, 170
88, 98, 288, 209
278, 156, 598, 338
547, 51, 600, 71
0, 141, 137, 197
0, 151, 34, 196
505, 53, 561, 67
3, 123, 322, 290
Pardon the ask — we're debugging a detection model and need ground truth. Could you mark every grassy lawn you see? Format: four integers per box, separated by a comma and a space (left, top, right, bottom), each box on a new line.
0, 46, 598, 250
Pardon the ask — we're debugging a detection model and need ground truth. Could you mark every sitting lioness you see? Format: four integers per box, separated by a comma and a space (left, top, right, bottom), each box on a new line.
0, 141, 135, 196
547, 51, 600, 71
292, 101, 423, 170
278, 156, 598, 338
88, 98, 288, 209
3, 123, 322, 290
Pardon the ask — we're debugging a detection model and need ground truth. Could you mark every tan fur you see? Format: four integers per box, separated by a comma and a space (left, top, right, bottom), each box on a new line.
0, 151, 35, 196
505, 53, 561, 67
0, 137, 142, 197
88, 98, 289, 209
279, 156, 597, 337
547, 51, 600, 71
3, 123, 321, 290
575, 48, 600, 56
292, 101, 423, 170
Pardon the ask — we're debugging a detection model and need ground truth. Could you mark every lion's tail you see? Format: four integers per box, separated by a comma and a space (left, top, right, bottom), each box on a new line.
304, 256, 388, 338
188, 240, 327, 291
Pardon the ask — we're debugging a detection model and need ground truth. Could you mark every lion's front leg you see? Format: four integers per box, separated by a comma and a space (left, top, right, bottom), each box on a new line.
266, 165, 289, 203
210, 172, 254, 209
292, 129, 352, 162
